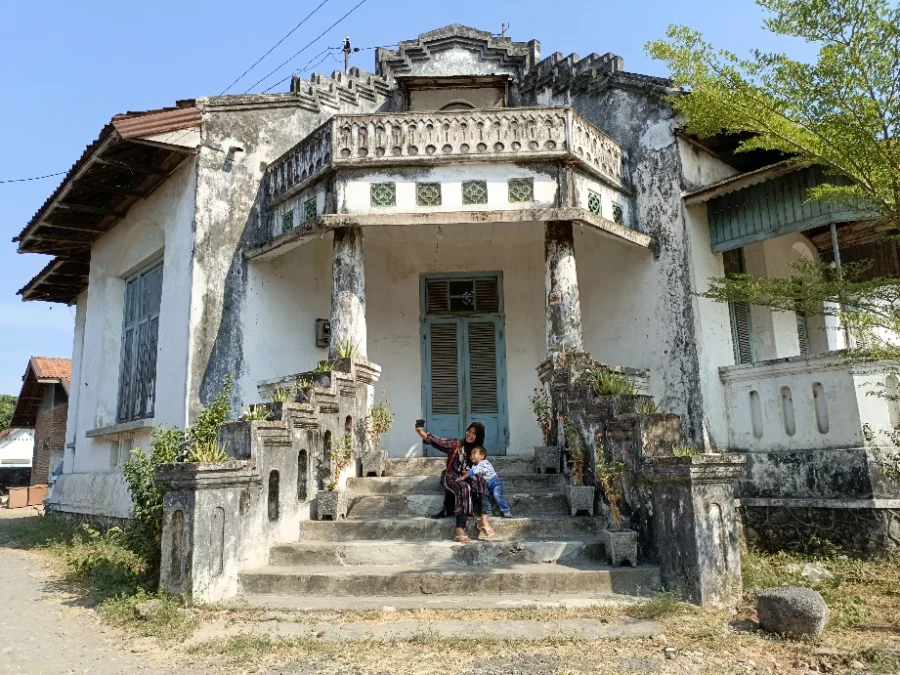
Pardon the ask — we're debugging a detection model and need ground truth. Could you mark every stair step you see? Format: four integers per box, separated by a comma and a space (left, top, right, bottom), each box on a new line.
270, 539, 605, 567
347, 474, 566, 495
299, 516, 605, 541
347, 491, 568, 519
384, 456, 539, 477
240, 563, 660, 597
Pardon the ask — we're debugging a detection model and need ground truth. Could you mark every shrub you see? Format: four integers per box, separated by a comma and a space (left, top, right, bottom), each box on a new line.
367, 391, 394, 449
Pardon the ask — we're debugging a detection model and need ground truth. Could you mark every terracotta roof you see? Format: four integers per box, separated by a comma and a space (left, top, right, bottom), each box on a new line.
10, 357, 72, 428
31, 357, 72, 383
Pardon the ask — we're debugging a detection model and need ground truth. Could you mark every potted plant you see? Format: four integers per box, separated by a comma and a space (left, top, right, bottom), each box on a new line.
563, 420, 595, 516
595, 440, 637, 567
317, 429, 354, 520
529, 387, 561, 474
362, 391, 393, 477
582, 367, 652, 419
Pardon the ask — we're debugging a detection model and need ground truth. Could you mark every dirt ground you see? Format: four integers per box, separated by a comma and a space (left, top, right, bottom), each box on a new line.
1, 507, 898, 675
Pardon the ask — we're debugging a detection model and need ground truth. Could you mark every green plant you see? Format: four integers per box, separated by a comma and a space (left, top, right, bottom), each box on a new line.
528, 388, 553, 446
266, 384, 293, 404
637, 397, 659, 415
327, 429, 355, 491
314, 360, 333, 374
563, 420, 586, 485
239, 405, 270, 422
626, 589, 689, 620
186, 374, 234, 452
672, 441, 702, 457
185, 439, 229, 463
296, 375, 314, 390
583, 368, 639, 397
122, 426, 184, 574
596, 454, 626, 529
367, 391, 394, 449
335, 338, 358, 359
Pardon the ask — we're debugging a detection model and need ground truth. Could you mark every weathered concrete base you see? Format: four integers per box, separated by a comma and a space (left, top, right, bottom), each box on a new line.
187, 616, 663, 645
316, 489, 349, 520
534, 446, 562, 474
643, 454, 746, 605
566, 485, 595, 516
604, 529, 638, 567
738, 499, 900, 555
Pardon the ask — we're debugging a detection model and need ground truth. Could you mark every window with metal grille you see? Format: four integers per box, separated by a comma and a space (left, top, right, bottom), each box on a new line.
416, 183, 441, 206
723, 249, 753, 364
796, 312, 810, 356
587, 191, 602, 216
508, 178, 534, 203
282, 211, 294, 232
303, 198, 317, 223
425, 277, 499, 315
611, 202, 624, 225
117, 261, 163, 423
370, 182, 396, 207
462, 181, 488, 205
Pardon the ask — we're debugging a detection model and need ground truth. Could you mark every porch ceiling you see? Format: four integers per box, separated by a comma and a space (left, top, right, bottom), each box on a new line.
245, 207, 652, 261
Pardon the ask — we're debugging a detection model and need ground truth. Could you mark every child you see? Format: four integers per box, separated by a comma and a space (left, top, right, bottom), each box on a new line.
458, 446, 512, 519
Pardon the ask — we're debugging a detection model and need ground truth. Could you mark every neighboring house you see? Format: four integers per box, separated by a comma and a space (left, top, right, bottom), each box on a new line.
10, 358, 71, 486
0, 427, 36, 490
12, 25, 898, 552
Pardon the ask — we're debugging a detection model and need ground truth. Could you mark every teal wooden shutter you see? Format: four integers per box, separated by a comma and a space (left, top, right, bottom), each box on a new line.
723, 249, 754, 365
796, 313, 810, 356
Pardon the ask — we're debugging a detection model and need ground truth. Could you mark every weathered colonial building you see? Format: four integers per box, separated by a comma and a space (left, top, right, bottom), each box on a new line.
14, 25, 898, 598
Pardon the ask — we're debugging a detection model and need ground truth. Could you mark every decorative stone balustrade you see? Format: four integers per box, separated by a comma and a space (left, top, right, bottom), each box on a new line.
265, 106, 629, 205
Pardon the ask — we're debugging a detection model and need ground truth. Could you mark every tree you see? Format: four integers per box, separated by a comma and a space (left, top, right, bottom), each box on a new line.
0, 395, 17, 431
647, 0, 900, 359
647, 0, 900, 226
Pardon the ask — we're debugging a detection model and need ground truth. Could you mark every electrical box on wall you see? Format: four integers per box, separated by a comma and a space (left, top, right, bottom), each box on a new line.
316, 319, 331, 348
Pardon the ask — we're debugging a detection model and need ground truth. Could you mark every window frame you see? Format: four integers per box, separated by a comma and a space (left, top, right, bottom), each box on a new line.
116, 259, 164, 424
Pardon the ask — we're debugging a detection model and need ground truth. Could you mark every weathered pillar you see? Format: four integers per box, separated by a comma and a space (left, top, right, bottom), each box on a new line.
330, 227, 367, 359
545, 221, 584, 354
642, 454, 746, 605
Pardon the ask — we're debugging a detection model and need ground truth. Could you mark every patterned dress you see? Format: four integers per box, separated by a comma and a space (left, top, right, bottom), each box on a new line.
424, 434, 487, 517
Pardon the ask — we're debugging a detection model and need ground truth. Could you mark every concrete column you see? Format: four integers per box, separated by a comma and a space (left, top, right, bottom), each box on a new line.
330, 227, 367, 359
545, 221, 584, 354
642, 454, 746, 605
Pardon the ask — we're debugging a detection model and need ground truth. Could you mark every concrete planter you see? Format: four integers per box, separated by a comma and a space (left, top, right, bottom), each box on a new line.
361, 449, 386, 477
317, 489, 349, 520
565, 485, 595, 516
604, 529, 638, 567
593, 394, 653, 420
534, 446, 562, 474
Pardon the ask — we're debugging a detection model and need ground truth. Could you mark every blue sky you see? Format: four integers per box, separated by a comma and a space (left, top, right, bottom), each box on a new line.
0, 0, 814, 396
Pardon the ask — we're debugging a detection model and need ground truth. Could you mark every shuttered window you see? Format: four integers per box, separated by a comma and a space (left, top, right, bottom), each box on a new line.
429, 323, 460, 415
723, 249, 754, 365
796, 312, 810, 356
467, 322, 498, 413
117, 261, 163, 423
425, 277, 499, 315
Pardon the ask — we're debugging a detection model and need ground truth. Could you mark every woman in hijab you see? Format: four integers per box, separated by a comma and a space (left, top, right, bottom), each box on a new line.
415, 421, 492, 542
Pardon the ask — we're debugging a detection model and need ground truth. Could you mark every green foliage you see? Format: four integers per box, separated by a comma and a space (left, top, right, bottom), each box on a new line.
637, 397, 659, 415
186, 374, 234, 450
335, 338, 358, 359
122, 427, 183, 572
0, 394, 17, 431
327, 430, 355, 491
314, 360, 333, 374
647, 0, 900, 229
563, 419, 586, 485
367, 391, 394, 448
528, 387, 553, 446
672, 441, 702, 457
185, 439, 229, 463
239, 405, 270, 422
100, 589, 197, 641
583, 368, 639, 397
266, 385, 293, 404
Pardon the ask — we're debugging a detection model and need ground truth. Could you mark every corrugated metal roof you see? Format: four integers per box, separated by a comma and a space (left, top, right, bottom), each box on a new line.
113, 106, 202, 140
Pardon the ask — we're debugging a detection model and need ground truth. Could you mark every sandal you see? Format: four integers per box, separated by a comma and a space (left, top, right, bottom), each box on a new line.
454, 534, 472, 543
478, 524, 495, 537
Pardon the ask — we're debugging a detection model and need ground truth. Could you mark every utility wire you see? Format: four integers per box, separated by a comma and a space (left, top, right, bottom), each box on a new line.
0, 171, 66, 185
243, 0, 370, 94
262, 48, 335, 94
218, 0, 333, 96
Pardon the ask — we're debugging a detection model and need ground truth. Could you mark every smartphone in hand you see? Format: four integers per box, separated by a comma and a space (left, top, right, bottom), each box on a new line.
415, 418, 425, 429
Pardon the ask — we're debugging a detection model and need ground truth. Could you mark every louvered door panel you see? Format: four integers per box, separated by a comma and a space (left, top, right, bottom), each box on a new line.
796, 313, 809, 356
730, 302, 753, 364
429, 322, 460, 415
467, 322, 498, 413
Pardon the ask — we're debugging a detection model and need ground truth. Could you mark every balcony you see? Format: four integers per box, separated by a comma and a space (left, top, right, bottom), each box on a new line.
264, 106, 630, 208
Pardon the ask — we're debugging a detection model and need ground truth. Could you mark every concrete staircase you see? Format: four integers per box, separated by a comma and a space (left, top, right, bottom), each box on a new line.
239, 456, 660, 602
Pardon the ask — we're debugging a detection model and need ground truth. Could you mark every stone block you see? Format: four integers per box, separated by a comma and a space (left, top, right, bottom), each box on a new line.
604, 529, 638, 567
361, 450, 385, 477
757, 587, 828, 638
566, 485, 595, 516
534, 446, 562, 474
317, 489, 349, 520
642, 454, 746, 605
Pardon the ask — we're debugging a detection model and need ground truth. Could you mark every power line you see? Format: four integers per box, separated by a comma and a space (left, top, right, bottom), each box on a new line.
218, 0, 333, 96
243, 0, 370, 94
0, 171, 67, 185
262, 48, 335, 94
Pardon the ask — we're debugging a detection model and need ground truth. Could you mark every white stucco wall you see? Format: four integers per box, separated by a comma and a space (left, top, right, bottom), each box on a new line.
337, 163, 558, 215
49, 159, 198, 519
0, 429, 35, 466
